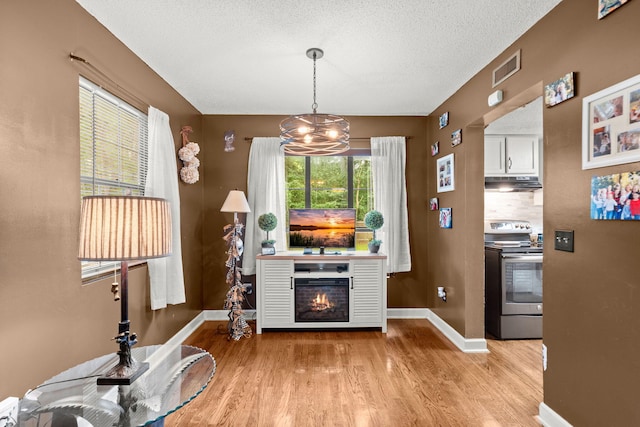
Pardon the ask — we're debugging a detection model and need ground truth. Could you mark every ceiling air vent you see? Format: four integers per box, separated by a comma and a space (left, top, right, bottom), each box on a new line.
492, 50, 521, 87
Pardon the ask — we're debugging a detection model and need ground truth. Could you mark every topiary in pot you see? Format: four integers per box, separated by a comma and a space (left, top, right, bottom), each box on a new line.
364, 210, 384, 253
258, 212, 277, 247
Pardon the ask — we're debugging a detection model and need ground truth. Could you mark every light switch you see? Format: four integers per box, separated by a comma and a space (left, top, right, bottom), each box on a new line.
554, 230, 574, 252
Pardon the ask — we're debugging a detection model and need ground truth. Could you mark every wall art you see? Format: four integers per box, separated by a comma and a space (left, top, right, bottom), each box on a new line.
429, 197, 439, 211
590, 170, 640, 220
451, 129, 462, 147
439, 112, 449, 129
439, 208, 452, 228
436, 153, 455, 193
545, 72, 575, 107
431, 141, 439, 156
582, 74, 640, 169
598, 0, 629, 19
224, 130, 236, 152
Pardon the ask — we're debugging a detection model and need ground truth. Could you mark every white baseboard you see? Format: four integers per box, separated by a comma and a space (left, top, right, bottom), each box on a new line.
176, 309, 485, 354
202, 309, 256, 321
538, 402, 573, 427
387, 308, 429, 319
163, 311, 206, 348
426, 309, 489, 353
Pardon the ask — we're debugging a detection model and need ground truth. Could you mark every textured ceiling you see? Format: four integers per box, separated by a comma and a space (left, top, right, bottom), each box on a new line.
75, 0, 562, 116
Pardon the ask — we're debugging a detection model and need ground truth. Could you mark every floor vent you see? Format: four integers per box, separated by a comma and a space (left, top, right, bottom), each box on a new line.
492, 50, 521, 87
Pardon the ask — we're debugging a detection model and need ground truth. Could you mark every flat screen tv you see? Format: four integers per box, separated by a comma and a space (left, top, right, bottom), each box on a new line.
289, 208, 356, 250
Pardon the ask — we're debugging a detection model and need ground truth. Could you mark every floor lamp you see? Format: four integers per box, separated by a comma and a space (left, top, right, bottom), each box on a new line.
220, 190, 252, 340
78, 195, 172, 385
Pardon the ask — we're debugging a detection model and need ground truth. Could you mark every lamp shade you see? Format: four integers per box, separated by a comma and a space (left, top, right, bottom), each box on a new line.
78, 196, 172, 261
220, 190, 251, 213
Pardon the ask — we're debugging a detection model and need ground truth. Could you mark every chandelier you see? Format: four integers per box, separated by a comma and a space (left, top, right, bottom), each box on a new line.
280, 48, 350, 156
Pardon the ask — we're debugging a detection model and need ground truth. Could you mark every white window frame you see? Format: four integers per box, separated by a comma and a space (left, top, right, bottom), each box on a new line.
79, 77, 149, 279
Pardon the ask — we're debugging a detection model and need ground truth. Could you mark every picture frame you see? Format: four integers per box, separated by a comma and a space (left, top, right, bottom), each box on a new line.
429, 197, 439, 211
598, 0, 629, 19
590, 170, 640, 220
582, 74, 640, 169
544, 72, 575, 107
436, 153, 455, 193
439, 208, 452, 228
261, 246, 276, 255
451, 129, 462, 147
439, 112, 449, 129
431, 141, 439, 157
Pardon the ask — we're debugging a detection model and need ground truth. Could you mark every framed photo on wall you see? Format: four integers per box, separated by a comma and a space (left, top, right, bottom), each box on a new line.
439, 208, 452, 228
439, 112, 449, 129
590, 171, 640, 220
451, 129, 462, 147
436, 153, 455, 193
431, 141, 439, 156
544, 72, 575, 107
429, 197, 439, 210
582, 74, 640, 169
598, 0, 629, 19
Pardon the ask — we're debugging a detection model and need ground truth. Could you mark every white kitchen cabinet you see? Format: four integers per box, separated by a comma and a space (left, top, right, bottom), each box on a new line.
256, 253, 387, 333
485, 135, 539, 176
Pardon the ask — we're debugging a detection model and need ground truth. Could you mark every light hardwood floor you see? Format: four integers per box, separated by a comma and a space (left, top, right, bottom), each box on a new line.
166, 319, 542, 427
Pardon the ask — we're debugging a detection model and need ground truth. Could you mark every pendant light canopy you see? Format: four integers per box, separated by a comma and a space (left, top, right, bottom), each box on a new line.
280, 48, 350, 156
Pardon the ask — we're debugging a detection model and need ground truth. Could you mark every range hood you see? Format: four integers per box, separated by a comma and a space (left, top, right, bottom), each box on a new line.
484, 175, 542, 191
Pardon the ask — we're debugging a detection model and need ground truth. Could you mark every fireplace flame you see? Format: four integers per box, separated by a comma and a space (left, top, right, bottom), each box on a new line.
311, 293, 334, 311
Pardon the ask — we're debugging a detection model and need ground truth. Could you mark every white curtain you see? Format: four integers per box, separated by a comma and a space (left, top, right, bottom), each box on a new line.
371, 136, 412, 273
243, 137, 287, 275
145, 107, 186, 310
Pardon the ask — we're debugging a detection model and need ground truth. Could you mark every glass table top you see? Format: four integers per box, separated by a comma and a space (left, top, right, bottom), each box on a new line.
18, 345, 215, 426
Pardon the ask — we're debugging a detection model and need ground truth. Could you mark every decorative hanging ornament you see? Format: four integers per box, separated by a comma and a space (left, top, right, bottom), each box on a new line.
178, 126, 200, 184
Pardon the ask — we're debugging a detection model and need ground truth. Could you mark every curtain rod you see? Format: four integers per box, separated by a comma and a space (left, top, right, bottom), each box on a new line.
69, 53, 149, 111
244, 136, 412, 142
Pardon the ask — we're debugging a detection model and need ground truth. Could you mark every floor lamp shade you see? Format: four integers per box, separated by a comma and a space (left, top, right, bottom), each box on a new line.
78, 196, 172, 261
220, 190, 251, 214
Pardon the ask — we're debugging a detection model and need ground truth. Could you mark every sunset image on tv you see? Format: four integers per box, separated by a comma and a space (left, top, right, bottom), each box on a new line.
289, 209, 356, 249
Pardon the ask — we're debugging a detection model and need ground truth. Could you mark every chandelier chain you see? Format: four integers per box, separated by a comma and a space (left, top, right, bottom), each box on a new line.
312, 50, 318, 113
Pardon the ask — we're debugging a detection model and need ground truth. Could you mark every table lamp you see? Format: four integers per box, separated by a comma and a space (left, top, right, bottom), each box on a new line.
220, 190, 252, 340
78, 195, 172, 385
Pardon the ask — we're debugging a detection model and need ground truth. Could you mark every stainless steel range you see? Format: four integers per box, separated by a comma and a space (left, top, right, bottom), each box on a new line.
484, 220, 542, 339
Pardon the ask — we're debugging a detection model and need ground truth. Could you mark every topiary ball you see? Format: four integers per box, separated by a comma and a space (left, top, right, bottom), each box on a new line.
258, 212, 277, 232
364, 210, 384, 231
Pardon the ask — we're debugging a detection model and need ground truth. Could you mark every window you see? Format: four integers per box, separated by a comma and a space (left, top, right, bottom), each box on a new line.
285, 155, 373, 250
79, 77, 149, 278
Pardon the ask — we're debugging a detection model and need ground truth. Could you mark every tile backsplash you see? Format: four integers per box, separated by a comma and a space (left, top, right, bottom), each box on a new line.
484, 190, 543, 234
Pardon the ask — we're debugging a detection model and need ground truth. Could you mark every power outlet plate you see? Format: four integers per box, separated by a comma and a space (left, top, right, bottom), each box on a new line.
0, 396, 19, 427
554, 230, 574, 252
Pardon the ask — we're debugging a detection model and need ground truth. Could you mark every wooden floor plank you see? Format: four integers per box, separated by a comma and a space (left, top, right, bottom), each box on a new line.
166, 319, 542, 427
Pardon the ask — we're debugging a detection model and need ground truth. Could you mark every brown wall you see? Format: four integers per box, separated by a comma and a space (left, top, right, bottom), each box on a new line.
428, 0, 640, 424
201, 115, 430, 309
4, 0, 640, 423
0, 1, 204, 397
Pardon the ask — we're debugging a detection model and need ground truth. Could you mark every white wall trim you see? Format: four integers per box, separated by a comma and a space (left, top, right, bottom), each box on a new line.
173, 309, 485, 354
163, 311, 206, 348
538, 402, 573, 427
202, 309, 256, 321
387, 308, 429, 319
426, 309, 489, 353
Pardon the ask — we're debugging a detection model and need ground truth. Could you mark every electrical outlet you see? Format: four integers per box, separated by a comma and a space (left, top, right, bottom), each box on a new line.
0, 396, 19, 427
542, 343, 548, 371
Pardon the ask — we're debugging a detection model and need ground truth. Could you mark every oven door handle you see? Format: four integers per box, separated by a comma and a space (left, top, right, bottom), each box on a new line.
500, 254, 543, 262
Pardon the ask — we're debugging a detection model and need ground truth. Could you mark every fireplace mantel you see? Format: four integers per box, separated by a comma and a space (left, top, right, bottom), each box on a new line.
256, 252, 387, 333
